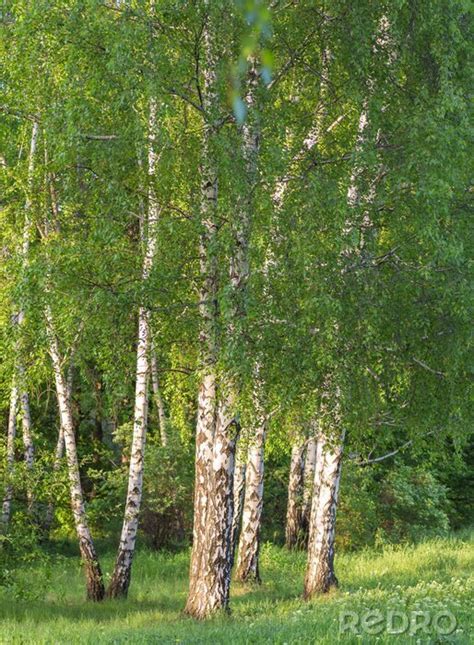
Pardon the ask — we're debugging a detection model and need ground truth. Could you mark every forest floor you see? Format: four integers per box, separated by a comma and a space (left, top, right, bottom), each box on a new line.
0, 531, 472, 644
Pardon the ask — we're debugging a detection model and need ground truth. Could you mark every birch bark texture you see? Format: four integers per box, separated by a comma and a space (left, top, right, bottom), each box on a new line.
185, 8, 224, 617
285, 438, 305, 549
230, 441, 247, 559
107, 97, 160, 599
1, 385, 18, 531
41, 131, 105, 600
235, 406, 266, 583
44, 357, 73, 534
227, 58, 264, 582
304, 428, 345, 597
45, 308, 105, 601
302, 100, 370, 597
301, 432, 318, 540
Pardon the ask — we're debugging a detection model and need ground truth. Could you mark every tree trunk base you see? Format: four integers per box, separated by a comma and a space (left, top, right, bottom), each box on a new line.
80, 541, 105, 602
304, 569, 338, 599
107, 550, 132, 599
184, 596, 231, 620
235, 569, 261, 585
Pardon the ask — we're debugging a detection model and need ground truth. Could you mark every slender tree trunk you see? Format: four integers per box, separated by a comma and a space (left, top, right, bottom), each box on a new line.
304, 429, 345, 598
2, 121, 39, 528
19, 386, 34, 472
285, 439, 305, 549
108, 97, 160, 599
44, 362, 73, 534
17, 121, 39, 508
235, 413, 265, 583
1, 384, 18, 531
272, 50, 329, 210
300, 432, 318, 545
45, 308, 105, 601
230, 441, 246, 560
17, 362, 34, 513
230, 60, 264, 583
19, 389, 34, 511
150, 345, 167, 446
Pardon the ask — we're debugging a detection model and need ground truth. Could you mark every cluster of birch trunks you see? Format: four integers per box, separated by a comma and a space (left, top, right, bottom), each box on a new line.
2, 8, 407, 619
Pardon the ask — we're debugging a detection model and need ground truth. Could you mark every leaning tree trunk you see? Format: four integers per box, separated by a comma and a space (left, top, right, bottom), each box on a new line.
304, 429, 345, 598
1, 384, 18, 531
285, 439, 305, 549
44, 361, 73, 534
45, 309, 105, 601
235, 413, 265, 583
107, 97, 160, 600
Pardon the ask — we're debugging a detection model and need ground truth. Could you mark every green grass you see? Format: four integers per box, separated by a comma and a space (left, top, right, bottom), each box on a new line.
0, 532, 472, 644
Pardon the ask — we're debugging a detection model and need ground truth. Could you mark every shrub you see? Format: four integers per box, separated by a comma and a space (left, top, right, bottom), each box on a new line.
376, 464, 450, 545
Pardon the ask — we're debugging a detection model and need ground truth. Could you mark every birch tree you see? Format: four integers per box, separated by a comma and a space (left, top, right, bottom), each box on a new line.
185, 6, 225, 618
45, 307, 105, 600
304, 16, 395, 597
1, 385, 18, 532
285, 437, 305, 549
235, 385, 266, 582
1, 120, 39, 527
107, 97, 161, 599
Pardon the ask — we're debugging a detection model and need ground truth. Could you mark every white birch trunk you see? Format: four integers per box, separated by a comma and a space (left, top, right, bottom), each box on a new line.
285, 439, 305, 549
303, 96, 369, 597
230, 443, 246, 561
19, 386, 34, 472
222, 57, 263, 582
272, 50, 329, 210
3, 121, 39, 526
107, 97, 160, 599
17, 121, 39, 485
303, 21, 392, 594
235, 415, 265, 582
19, 367, 34, 512
1, 384, 18, 531
45, 308, 104, 600
304, 429, 345, 597
186, 7, 233, 617
44, 361, 73, 533
301, 433, 318, 539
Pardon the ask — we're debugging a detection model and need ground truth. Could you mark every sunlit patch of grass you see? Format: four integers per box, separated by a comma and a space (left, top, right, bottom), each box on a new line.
0, 531, 472, 643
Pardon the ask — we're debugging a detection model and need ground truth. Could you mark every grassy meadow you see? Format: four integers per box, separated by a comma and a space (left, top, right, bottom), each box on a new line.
0, 531, 472, 644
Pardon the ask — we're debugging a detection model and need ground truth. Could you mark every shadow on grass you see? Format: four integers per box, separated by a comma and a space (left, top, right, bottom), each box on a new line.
2, 535, 470, 629
0, 596, 184, 625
